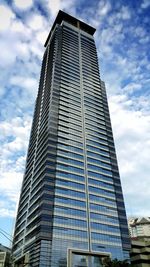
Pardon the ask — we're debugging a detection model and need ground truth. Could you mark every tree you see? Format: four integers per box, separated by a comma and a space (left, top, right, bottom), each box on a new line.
103, 257, 133, 267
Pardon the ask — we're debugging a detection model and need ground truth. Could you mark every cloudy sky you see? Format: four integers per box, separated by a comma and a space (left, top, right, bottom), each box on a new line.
0, 0, 150, 247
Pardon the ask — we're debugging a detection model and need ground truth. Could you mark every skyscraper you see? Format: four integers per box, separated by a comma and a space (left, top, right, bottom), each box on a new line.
12, 10, 130, 267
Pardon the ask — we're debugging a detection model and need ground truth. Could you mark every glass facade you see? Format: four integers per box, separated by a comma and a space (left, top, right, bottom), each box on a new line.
12, 10, 130, 267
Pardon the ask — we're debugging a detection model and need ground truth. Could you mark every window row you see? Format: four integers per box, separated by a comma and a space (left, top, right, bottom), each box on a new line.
87, 145, 110, 156
55, 196, 86, 207
90, 203, 117, 214
56, 163, 84, 174
56, 171, 84, 182
56, 179, 85, 190
87, 151, 110, 162
90, 194, 116, 206
87, 164, 112, 176
89, 186, 115, 198
90, 212, 119, 224
55, 188, 85, 199
54, 206, 86, 217
53, 216, 87, 228
58, 131, 82, 142
91, 232, 121, 243
53, 226, 87, 238
57, 143, 83, 153
87, 157, 111, 169
88, 178, 114, 190
91, 222, 120, 233
57, 149, 83, 160
88, 171, 113, 183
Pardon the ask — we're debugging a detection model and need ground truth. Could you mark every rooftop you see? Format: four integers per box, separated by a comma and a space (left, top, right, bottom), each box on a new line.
44, 10, 96, 47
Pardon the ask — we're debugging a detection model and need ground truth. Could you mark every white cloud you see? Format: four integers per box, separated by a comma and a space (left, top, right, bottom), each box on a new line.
0, 208, 16, 218
134, 26, 146, 38
0, 38, 17, 67
0, 23, 31, 68
48, 0, 61, 17
141, 0, 150, 8
46, 0, 77, 17
139, 36, 150, 44
15, 156, 26, 172
10, 76, 38, 90
29, 40, 43, 58
36, 30, 49, 45
13, 0, 33, 10
0, 172, 22, 200
3, 137, 26, 152
123, 82, 142, 94
0, 116, 32, 217
98, 0, 111, 16
0, 5, 15, 31
109, 94, 150, 217
118, 6, 131, 20
100, 26, 124, 46
16, 42, 30, 59
0, 172, 23, 211
27, 14, 46, 31
11, 19, 25, 32
0, 116, 32, 141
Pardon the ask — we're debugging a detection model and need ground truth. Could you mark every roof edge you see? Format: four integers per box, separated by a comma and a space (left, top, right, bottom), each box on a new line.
44, 10, 96, 47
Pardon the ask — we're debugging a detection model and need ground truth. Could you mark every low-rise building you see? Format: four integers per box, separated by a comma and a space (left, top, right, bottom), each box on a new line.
128, 217, 150, 241
128, 217, 150, 267
130, 239, 150, 267
0, 244, 11, 267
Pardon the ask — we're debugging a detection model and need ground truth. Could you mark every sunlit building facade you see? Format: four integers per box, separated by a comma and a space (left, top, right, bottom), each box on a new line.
128, 217, 150, 240
12, 10, 130, 267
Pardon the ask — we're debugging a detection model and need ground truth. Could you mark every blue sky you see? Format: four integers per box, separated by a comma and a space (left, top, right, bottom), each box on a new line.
0, 0, 150, 247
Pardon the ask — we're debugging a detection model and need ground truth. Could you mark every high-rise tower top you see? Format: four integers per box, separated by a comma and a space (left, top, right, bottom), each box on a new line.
44, 10, 96, 47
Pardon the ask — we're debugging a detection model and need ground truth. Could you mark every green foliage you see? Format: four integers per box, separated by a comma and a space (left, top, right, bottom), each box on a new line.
103, 257, 133, 267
